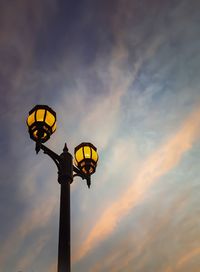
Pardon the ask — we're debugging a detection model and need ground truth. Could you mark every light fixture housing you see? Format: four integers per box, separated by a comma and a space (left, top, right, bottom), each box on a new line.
74, 142, 98, 176
27, 105, 56, 143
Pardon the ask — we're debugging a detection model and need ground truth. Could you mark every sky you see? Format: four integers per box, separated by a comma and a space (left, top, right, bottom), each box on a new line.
0, 0, 200, 271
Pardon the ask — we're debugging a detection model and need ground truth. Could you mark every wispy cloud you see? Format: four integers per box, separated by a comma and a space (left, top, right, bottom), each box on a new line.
73, 105, 200, 263
176, 247, 200, 270
89, 191, 191, 272
0, 194, 57, 269
1, 1, 200, 271
48, 261, 57, 272
15, 233, 50, 271
0, 1, 57, 95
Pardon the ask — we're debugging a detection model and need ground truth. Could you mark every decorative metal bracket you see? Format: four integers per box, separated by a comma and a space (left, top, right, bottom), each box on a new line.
73, 166, 91, 188
36, 142, 60, 170
35, 142, 92, 188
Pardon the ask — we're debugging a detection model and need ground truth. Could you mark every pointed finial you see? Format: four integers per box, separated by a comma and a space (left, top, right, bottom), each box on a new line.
63, 143, 68, 152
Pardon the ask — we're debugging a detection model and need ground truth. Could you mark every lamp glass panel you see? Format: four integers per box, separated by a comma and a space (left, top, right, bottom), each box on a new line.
27, 112, 35, 127
33, 130, 39, 140
84, 146, 91, 158
36, 109, 45, 122
92, 149, 98, 162
80, 161, 85, 167
52, 123, 57, 132
75, 148, 84, 163
42, 132, 47, 139
45, 111, 55, 126
33, 130, 47, 140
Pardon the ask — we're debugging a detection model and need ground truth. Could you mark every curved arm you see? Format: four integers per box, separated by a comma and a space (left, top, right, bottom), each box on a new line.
36, 142, 91, 188
36, 142, 60, 170
73, 166, 91, 188
73, 166, 85, 178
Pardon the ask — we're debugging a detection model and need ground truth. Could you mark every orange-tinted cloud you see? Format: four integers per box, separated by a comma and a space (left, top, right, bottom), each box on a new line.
176, 247, 200, 270
89, 191, 189, 272
47, 260, 57, 272
73, 106, 200, 263
164, 267, 174, 272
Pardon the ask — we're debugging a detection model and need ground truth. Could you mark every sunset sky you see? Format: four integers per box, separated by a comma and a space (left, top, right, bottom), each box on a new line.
1, 0, 200, 271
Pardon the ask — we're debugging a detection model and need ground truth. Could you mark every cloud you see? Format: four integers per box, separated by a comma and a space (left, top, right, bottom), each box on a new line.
1, 1, 200, 271
0, 0, 57, 95
16, 234, 50, 271
176, 248, 200, 270
0, 194, 57, 269
73, 105, 200, 263
48, 261, 57, 272
164, 269, 173, 272
83, 187, 193, 272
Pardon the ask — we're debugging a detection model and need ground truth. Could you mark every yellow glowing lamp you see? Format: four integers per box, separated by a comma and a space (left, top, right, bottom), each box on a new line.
27, 105, 56, 143
74, 142, 98, 176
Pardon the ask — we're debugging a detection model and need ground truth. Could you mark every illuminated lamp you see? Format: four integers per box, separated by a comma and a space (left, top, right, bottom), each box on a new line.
27, 105, 56, 143
74, 142, 98, 176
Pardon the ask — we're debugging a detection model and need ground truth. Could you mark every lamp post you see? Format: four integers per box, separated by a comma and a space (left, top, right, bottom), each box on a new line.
26, 105, 98, 272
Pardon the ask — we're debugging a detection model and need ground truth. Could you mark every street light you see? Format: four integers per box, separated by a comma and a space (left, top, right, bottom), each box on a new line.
27, 104, 57, 144
26, 105, 98, 272
74, 142, 98, 188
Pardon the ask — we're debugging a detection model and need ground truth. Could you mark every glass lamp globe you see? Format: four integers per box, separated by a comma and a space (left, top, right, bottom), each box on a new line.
27, 105, 56, 143
74, 142, 98, 176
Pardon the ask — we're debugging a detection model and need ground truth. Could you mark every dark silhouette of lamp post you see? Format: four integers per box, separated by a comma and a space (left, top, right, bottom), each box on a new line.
26, 105, 98, 272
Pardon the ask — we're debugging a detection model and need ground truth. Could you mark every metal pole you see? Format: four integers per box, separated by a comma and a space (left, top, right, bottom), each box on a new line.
57, 144, 73, 272
34, 143, 91, 272
58, 181, 71, 272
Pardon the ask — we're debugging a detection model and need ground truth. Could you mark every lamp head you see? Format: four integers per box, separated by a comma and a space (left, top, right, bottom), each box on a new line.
74, 142, 98, 176
27, 105, 56, 143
